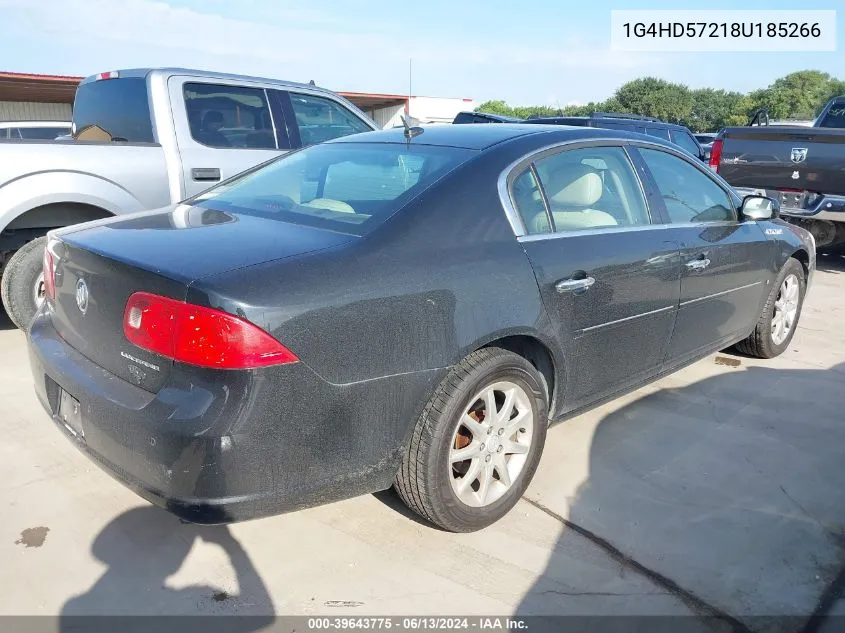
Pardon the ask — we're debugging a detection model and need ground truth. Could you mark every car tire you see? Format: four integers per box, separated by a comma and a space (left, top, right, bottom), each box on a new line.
1, 236, 47, 331
394, 347, 549, 532
735, 257, 806, 359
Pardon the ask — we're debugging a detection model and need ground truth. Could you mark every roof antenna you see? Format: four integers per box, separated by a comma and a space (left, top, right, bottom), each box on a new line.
401, 115, 424, 140
309, 79, 316, 86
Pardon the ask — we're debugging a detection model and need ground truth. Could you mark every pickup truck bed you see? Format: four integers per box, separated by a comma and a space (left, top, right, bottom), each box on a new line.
713, 96, 845, 250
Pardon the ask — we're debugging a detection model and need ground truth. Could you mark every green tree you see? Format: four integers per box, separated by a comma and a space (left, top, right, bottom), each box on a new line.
752, 70, 840, 120
725, 94, 758, 127
613, 77, 692, 123
475, 69, 845, 128
687, 88, 746, 132
473, 100, 517, 117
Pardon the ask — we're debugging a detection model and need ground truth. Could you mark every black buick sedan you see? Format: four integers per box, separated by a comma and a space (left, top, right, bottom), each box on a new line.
28, 124, 815, 532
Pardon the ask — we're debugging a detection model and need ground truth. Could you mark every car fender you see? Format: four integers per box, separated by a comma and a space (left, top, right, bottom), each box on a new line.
0, 170, 145, 231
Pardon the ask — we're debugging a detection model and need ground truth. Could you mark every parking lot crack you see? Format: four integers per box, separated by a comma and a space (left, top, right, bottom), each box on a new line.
800, 563, 845, 633
778, 484, 838, 539
521, 497, 754, 632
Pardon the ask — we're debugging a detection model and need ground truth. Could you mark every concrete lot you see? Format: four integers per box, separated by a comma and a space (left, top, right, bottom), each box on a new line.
0, 253, 843, 632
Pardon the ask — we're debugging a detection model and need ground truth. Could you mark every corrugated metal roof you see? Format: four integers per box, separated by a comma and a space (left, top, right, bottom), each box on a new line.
0, 71, 83, 81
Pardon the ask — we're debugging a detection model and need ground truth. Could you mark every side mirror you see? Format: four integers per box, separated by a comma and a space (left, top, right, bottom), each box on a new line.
741, 195, 779, 221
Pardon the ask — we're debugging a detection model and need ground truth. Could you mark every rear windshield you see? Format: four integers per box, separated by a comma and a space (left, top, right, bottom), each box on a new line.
73, 77, 155, 143
191, 142, 475, 236
818, 104, 845, 128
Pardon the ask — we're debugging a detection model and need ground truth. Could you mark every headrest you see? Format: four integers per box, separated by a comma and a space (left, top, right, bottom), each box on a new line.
546, 164, 603, 207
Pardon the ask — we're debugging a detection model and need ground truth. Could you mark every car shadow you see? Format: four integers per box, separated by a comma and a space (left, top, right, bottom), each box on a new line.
816, 250, 845, 274
0, 307, 14, 330
516, 362, 845, 632
371, 488, 451, 531
60, 507, 275, 630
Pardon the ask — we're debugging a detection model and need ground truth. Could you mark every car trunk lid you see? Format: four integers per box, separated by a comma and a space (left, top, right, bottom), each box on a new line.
49, 205, 354, 392
50, 241, 185, 392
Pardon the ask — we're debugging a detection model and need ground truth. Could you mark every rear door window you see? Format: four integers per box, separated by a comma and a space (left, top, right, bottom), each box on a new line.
645, 127, 671, 141
670, 130, 702, 156
288, 93, 372, 146
512, 145, 651, 234
73, 77, 154, 143
183, 82, 279, 149
596, 121, 636, 132
818, 104, 845, 127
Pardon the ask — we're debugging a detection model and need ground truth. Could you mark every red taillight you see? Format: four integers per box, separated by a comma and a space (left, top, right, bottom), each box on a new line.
42, 246, 56, 301
95, 71, 119, 81
123, 292, 298, 369
709, 138, 723, 172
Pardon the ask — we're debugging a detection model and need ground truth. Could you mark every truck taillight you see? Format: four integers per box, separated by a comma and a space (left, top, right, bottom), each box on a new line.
42, 245, 56, 301
709, 139, 723, 172
123, 292, 298, 370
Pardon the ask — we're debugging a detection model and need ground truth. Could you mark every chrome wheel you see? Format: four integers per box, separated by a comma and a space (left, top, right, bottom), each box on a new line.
448, 381, 534, 508
772, 273, 799, 345
32, 271, 45, 309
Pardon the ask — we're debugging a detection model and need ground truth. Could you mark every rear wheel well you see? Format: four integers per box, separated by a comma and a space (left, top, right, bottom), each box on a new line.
5, 202, 114, 232
481, 335, 557, 417
1, 203, 113, 270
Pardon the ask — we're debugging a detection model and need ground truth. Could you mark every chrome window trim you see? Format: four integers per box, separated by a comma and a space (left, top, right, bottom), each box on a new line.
621, 144, 655, 224
580, 305, 676, 334
516, 219, 760, 243
263, 88, 280, 150
517, 223, 676, 242
498, 137, 743, 239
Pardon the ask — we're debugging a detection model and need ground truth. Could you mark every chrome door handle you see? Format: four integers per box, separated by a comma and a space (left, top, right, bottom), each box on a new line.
191, 167, 221, 182
685, 258, 711, 271
555, 276, 596, 293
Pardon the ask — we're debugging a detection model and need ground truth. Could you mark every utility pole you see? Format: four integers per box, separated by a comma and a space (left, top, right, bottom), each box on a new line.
408, 58, 413, 118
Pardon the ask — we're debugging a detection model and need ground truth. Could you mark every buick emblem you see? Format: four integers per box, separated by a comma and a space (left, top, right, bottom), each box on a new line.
790, 147, 808, 163
75, 278, 89, 314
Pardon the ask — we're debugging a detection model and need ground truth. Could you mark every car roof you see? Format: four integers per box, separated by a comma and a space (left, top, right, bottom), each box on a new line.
528, 116, 688, 131
79, 67, 331, 95
328, 123, 660, 151
456, 111, 524, 122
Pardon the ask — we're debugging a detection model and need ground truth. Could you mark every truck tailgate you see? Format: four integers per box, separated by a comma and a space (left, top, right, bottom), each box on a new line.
718, 127, 845, 197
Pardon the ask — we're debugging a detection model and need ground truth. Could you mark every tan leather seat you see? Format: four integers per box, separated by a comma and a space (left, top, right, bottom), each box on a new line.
532, 164, 618, 233
302, 198, 355, 213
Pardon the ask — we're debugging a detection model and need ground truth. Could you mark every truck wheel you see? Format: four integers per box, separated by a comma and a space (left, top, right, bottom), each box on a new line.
1, 236, 47, 330
394, 347, 548, 532
735, 258, 806, 359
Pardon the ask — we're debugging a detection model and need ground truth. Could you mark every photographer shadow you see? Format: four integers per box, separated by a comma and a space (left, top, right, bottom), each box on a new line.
61, 506, 274, 631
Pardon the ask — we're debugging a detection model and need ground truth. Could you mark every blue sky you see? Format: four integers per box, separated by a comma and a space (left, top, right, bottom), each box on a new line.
0, 0, 841, 105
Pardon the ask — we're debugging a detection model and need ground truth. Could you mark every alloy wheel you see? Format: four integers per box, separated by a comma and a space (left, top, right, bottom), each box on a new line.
448, 381, 535, 508
771, 274, 800, 345
32, 272, 45, 309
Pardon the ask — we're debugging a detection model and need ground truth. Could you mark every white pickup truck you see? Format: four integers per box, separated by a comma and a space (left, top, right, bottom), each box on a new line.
0, 68, 377, 329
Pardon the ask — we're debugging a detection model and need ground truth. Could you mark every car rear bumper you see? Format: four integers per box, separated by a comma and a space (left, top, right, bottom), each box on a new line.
27, 311, 439, 524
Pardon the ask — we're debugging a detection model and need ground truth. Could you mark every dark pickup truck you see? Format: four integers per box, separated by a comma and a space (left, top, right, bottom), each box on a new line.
711, 96, 845, 250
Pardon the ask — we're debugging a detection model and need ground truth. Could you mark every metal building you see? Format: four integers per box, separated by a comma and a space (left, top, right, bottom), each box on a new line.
0, 72, 77, 121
